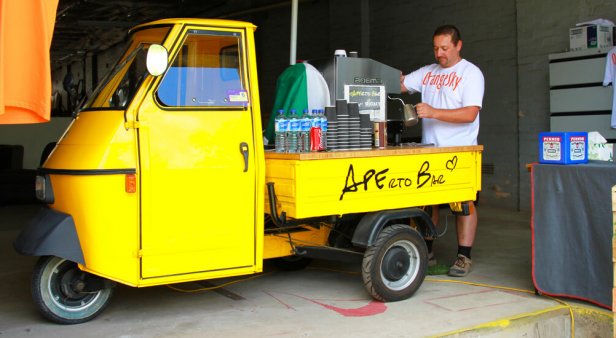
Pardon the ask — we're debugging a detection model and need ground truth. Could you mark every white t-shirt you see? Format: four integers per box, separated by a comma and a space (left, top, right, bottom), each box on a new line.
403, 59, 484, 146
603, 47, 616, 128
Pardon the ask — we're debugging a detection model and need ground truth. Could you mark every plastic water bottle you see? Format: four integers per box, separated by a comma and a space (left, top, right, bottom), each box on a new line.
300, 109, 312, 152
287, 109, 300, 153
274, 109, 287, 152
297, 109, 307, 152
319, 109, 328, 151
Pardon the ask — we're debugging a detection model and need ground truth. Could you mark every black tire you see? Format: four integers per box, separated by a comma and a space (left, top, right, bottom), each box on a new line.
271, 256, 313, 271
31, 256, 114, 324
362, 224, 428, 302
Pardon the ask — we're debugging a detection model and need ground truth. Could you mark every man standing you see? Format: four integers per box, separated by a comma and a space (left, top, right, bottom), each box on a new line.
400, 25, 484, 277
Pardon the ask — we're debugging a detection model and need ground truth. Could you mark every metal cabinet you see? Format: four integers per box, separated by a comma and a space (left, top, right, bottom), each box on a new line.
549, 48, 615, 141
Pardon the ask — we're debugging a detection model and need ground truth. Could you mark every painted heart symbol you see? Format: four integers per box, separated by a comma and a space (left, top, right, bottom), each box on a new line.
446, 156, 458, 171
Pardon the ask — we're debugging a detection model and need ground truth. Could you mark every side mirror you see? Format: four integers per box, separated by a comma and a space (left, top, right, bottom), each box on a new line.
146, 44, 168, 76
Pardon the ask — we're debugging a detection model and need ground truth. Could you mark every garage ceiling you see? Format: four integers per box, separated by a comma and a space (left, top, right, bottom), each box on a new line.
52, 0, 281, 65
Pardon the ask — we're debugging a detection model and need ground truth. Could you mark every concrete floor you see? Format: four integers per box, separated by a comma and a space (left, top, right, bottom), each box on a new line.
0, 203, 612, 337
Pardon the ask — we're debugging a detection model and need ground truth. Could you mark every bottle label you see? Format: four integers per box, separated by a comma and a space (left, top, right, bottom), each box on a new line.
278, 120, 289, 132
290, 120, 300, 132
301, 120, 312, 131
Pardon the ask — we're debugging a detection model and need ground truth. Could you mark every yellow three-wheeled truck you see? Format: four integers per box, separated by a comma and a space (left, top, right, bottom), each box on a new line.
14, 18, 482, 324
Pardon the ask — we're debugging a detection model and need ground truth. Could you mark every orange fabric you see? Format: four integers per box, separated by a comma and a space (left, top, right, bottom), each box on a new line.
0, 0, 58, 124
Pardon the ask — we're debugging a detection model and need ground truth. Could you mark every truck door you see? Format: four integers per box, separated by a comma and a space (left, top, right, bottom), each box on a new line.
138, 28, 257, 278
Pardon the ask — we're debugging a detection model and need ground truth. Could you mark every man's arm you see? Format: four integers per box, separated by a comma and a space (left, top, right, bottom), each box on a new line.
400, 74, 409, 93
415, 103, 479, 123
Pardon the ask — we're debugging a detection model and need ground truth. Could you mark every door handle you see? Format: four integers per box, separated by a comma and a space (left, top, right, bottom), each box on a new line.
239, 142, 249, 172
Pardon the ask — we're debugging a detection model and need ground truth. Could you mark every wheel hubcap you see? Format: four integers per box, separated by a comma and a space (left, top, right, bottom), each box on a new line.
48, 259, 99, 310
379, 239, 421, 291
382, 247, 410, 281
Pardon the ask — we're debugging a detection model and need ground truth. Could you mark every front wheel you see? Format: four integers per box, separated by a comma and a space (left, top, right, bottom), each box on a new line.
362, 224, 427, 302
31, 256, 114, 324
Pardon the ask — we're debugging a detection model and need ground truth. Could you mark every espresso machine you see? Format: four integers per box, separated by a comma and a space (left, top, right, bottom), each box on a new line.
309, 53, 412, 146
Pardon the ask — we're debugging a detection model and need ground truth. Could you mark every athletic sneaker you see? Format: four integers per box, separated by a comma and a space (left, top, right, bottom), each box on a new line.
448, 254, 472, 277
428, 252, 437, 267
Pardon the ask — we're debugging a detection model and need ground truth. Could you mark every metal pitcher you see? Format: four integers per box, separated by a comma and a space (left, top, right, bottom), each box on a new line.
388, 96, 418, 127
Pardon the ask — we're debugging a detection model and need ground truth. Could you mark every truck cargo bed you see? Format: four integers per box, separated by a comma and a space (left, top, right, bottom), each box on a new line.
265, 145, 482, 219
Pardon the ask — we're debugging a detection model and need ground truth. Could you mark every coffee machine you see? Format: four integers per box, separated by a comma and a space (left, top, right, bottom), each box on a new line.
309, 53, 410, 145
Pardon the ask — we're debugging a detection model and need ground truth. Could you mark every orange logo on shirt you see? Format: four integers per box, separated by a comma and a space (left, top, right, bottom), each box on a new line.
422, 71, 462, 91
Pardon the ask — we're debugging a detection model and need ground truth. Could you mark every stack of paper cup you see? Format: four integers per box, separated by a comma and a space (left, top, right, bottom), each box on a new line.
335, 100, 350, 151
325, 106, 337, 151
347, 102, 361, 150
359, 113, 373, 150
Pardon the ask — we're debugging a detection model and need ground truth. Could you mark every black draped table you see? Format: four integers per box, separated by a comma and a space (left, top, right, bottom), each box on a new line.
531, 161, 616, 309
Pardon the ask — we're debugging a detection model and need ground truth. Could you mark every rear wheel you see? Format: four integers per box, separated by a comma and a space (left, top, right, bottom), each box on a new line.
362, 224, 427, 301
31, 256, 114, 324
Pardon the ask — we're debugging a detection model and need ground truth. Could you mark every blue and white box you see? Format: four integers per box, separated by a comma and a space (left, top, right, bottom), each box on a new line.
539, 132, 588, 164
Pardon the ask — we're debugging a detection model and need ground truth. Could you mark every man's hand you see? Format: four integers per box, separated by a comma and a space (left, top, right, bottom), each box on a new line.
415, 103, 435, 118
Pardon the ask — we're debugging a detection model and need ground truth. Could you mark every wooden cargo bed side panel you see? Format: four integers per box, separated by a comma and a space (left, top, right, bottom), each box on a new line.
265, 147, 482, 219
265, 159, 297, 217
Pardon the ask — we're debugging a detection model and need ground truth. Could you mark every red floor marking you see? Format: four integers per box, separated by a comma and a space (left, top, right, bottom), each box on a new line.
263, 291, 387, 317
307, 299, 387, 317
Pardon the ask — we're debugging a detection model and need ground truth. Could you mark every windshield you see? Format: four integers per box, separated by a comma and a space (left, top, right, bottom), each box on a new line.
82, 26, 170, 110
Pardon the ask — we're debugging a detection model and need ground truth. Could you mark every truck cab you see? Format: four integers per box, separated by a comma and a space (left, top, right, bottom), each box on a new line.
37, 19, 265, 283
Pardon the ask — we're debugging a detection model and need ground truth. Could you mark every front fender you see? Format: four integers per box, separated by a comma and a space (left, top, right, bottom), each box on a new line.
13, 207, 84, 264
